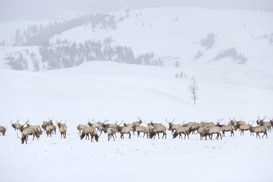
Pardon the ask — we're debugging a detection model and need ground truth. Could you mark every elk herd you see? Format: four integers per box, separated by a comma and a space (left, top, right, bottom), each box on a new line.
0, 117, 272, 144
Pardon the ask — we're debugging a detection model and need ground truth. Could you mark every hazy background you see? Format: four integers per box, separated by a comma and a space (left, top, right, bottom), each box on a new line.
1, 0, 273, 21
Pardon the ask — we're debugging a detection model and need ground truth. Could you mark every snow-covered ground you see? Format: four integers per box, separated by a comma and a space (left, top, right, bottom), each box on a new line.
0, 61, 273, 182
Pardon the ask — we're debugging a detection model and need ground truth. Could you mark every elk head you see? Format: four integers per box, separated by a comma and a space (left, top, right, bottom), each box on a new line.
166, 118, 175, 130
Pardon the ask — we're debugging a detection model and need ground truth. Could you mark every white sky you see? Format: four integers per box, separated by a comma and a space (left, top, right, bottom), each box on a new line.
0, 0, 273, 21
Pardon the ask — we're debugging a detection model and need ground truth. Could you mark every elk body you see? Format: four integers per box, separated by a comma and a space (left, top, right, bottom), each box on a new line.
46, 125, 54, 137
208, 126, 222, 140
134, 126, 149, 138
228, 120, 238, 130
188, 123, 200, 134
166, 118, 181, 134
107, 127, 117, 141
0, 126, 6, 136
11, 120, 21, 131
198, 127, 209, 140
250, 125, 268, 139
19, 121, 41, 144
173, 126, 189, 139
80, 126, 99, 142
257, 118, 272, 132
221, 125, 235, 137
239, 124, 251, 136
41, 119, 53, 131
236, 121, 246, 129
57, 122, 67, 139
77, 124, 88, 134
117, 126, 132, 139
150, 125, 167, 139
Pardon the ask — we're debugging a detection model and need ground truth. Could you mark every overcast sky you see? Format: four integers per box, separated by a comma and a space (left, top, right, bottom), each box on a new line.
1, 0, 272, 21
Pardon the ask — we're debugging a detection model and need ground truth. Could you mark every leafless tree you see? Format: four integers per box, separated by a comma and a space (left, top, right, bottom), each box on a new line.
188, 77, 199, 105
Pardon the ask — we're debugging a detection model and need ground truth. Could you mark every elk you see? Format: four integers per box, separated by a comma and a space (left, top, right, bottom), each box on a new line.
87, 119, 107, 133
166, 118, 181, 134
188, 123, 200, 134
117, 126, 132, 139
107, 127, 118, 141
80, 126, 99, 142
150, 125, 167, 139
133, 118, 143, 127
147, 123, 153, 134
215, 119, 224, 127
257, 117, 272, 132
18, 121, 40, 144
173, 126, 189, 139
77, 124, 88, 134
197, 127, 209, 140
238, 124, 251, 136
228, 119, 238, 130
0, 126, 6, 136
57, 121, 67, 139
134, 126, 149, 138
10, 120, 22, 131
41, 119, 53, 131
46, 125, 54, 137
236, 121, 246, 129
208, 126, 222, 140
250, 125, 268, 139
221, 125, 235, 137
131, 118, 143, 135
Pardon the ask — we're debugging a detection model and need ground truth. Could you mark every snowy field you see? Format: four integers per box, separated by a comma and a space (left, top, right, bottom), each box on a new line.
0, 61, 273, 182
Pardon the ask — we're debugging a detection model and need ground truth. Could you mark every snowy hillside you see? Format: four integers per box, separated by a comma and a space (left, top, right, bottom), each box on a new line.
0, 6, 273, 182
0, 61, 273, 182
1, 7, 273, 71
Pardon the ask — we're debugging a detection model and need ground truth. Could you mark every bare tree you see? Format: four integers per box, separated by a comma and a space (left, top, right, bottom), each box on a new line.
188, 77, 199, 105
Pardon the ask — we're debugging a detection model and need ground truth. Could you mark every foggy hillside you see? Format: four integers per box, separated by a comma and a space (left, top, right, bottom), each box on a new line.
0, 7, 273, 73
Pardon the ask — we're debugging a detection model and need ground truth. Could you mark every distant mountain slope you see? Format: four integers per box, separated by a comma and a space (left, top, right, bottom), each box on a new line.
0, 7, 273, 72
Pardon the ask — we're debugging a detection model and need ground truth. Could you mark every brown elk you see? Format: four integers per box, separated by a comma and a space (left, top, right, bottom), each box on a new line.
0, 126, 6, 136
80, 126, 99, 142
134, 126, 149, 138
188, 123, 200, 134
150, 125, 167, 139
46, 125, 54, 137
198, 127, 209, 140
107, 127, 118, 141
173, 126, 189, 139
228, 119, 238, 130
77, 124, 88, 134
41, 119, 53, 131
257, 117, 271, 132
87, 119, 107, 133
18, 120, 41, 144
57, 121, 67, 139
208, 126, 222, 140
166, 118, 181, 133
239, 124, 251, 136
250, 125, 268, 139
11, 120, 22, 131
221, 125, 235, 137
117, 126, 132, 139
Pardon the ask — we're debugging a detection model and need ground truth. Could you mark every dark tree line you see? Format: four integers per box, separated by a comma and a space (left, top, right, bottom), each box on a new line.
14, 13, 121, 46
6, 39, 163, 71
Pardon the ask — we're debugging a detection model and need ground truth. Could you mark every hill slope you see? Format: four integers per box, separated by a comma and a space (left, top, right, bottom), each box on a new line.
0, 61, 273, 182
